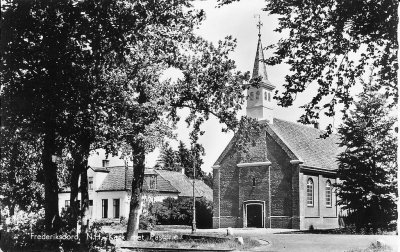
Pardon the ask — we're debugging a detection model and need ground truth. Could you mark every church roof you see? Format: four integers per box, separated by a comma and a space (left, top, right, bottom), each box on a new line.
214, 118, 343, 171
252, 35, 275, 90
268, 118, 343, 170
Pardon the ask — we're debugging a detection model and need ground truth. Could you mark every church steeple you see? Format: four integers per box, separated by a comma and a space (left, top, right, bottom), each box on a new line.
252, 35, 269, 84
246, 18, 275, 123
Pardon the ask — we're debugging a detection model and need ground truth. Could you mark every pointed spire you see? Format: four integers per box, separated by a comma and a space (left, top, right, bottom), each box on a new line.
252, 35, 269, 82
251, 19, 275, 89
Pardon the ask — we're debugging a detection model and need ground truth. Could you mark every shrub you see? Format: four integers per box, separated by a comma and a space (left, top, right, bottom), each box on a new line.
0, 207, 46, 250
152, 197, 213, 228
139, 214, 157, 230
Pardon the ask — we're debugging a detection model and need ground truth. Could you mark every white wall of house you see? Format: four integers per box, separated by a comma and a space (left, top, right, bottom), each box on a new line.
58, 190, 178, 221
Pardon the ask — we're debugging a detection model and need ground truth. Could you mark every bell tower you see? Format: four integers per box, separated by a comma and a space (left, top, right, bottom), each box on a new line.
246, 18, 275, 123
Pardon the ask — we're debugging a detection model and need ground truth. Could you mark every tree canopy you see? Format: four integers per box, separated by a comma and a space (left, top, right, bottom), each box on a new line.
1, 0, 262, 243
156, 141, 205, 179
335, 80, 397, 232
218, 0, 398, 134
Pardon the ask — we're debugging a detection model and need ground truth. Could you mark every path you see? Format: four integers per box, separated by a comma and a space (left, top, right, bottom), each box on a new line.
166, 228, 399, 252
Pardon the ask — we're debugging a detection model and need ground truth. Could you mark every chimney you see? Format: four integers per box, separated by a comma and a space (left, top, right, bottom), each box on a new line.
102, 159, 109, 167
313, 123, 319, 129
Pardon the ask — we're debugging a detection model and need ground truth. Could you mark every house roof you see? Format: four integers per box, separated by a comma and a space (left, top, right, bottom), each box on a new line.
155, 170, 213, 201
97, 166, 178, 193
90, 167, 109, 173
214, 118, 343, 171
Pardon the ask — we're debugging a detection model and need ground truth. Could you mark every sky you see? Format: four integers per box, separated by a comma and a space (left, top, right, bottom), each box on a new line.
89, 0, 352, 174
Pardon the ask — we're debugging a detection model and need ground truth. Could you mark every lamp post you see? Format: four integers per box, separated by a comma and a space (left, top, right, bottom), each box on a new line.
192, 150, 197, 233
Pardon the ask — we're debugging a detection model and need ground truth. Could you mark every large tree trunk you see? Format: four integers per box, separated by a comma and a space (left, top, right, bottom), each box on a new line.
126, 140, 146, 241
80, 166, 90, 247
70, 141, 90, 247
69, 163, 80, 227
42, 131, 60, 232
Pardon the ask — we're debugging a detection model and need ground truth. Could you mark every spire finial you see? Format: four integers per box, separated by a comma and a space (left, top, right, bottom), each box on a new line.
255, 14, 263, 37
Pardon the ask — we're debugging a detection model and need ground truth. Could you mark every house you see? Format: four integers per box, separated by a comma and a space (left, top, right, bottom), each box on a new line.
58, 164, 212, 220
212, 32, 343, 230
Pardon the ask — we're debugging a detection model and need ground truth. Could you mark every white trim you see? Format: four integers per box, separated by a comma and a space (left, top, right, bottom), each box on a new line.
237, 161, 271, 167
268, 165, 271, 228
290, 159, 304, 165
212, 165, 221, 170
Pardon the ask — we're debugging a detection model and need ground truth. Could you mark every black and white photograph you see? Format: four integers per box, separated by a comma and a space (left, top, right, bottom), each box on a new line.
0, 0, 398, 251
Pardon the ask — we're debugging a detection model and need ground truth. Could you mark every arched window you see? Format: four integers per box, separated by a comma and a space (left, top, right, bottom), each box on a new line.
256, 91, 260, 100
264, 91, 267, 100
250, 92, 254, 101
268, 92, 271, 101
325, 180, 332, 207
307, 178, 314, 206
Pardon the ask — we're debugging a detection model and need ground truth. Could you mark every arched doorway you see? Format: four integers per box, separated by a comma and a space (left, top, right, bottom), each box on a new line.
243, 200, 265, 228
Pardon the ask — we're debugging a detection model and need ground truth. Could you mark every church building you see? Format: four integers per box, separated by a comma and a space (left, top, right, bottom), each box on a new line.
212, 32, 343, 230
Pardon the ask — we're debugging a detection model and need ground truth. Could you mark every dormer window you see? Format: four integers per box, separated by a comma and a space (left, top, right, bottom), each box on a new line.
250, 92, 254, 101
256, 91, 260, 100
102, 159, 109, 167
89, 177, 93, 190
150, 175, 157, 189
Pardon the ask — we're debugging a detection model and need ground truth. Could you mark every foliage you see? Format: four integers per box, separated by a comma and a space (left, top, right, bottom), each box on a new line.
219, 0, 398, 135
335, 80, 397, 232
151, 197, 213, 229
0, 208, 45, 250
0, 128, 44, 215
1, 0, 258, 239
156, 141, 205, 179
202, 172, 213, 189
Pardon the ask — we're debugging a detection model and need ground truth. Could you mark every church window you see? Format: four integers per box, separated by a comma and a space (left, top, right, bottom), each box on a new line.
325, 180, 332, 207
250, 92, 254, 101
264, 91, 267, 100
268, 92, 271, 101
307, 178, 314, 206
252, 177, 256, 187
256, 91, 260, 100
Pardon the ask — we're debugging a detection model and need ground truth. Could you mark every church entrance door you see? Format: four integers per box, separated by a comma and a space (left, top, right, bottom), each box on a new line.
246, 204, 263, 228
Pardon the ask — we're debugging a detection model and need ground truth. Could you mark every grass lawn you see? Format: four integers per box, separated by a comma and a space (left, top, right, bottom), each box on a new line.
345, 242, 395, 252
119, 236, 260, 251
276, 228, 397, 235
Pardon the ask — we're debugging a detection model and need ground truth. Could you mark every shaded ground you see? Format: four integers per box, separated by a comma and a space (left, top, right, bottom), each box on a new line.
161, 228, 399, 252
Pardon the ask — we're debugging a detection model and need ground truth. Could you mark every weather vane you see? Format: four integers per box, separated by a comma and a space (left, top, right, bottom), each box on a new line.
254, 14, 263, 37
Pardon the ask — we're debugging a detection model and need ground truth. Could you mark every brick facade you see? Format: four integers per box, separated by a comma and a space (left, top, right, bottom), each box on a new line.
212, 128, 340, 230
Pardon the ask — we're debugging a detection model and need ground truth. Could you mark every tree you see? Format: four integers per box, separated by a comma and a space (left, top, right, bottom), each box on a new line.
335, 80, 397, 232
2, 0, 258, 242
219, 0, 398, 135
156, 142, 179, 171
156, 141, 205, 179
0, 128, 44, 216
202, 172, 213, 189
177, 141, 205, 179
1, 0, 187, 240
